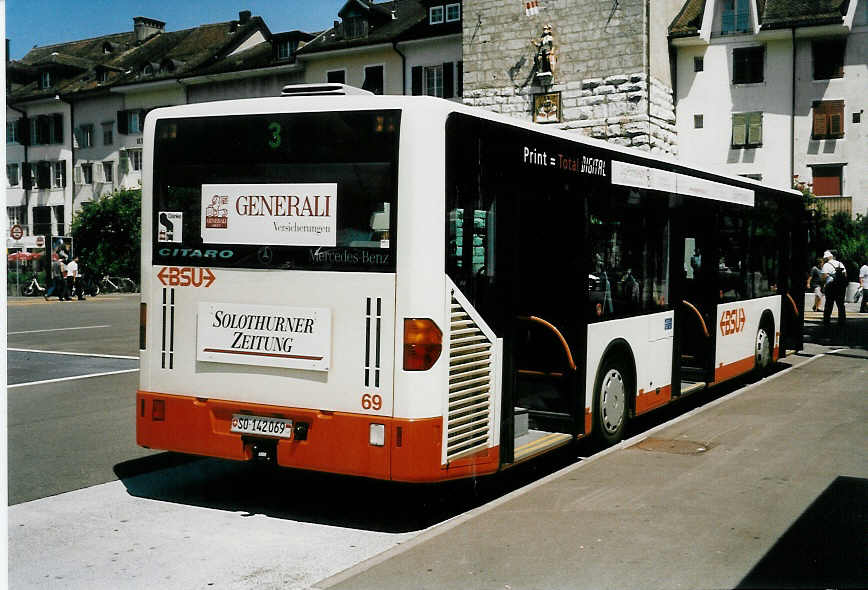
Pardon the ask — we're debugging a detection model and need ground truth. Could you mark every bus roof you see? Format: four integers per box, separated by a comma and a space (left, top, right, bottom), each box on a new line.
146, 93, 801, 200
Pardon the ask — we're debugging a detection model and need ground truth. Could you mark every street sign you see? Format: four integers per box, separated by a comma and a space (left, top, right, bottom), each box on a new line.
10, 224, 23, 240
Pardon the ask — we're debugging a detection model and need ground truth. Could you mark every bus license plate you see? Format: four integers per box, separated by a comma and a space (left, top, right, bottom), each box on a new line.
230, 414, 293, 438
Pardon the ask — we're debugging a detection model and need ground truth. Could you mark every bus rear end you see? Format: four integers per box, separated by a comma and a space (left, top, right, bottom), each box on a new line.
137, 103, 413, 480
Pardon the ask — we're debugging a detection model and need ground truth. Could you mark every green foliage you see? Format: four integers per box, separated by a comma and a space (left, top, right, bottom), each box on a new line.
796, 181, 868, 277
70, 189, 141, 281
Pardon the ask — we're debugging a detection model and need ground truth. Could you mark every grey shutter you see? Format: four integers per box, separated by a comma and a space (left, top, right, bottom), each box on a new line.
443, 62, 454, 98
411, 66, 422, 95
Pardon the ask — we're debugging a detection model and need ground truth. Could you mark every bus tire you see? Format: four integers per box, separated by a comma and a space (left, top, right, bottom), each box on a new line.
754, 320, 773, 375
592, 353, 631, 447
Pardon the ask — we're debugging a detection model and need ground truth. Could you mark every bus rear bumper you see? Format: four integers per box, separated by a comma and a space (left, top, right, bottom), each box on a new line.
136, 391, 499, 482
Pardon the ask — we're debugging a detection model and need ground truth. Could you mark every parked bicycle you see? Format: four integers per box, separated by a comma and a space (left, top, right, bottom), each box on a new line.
73, 274, 101, 298
99, 274, 137, 293
22, 273, 46, 297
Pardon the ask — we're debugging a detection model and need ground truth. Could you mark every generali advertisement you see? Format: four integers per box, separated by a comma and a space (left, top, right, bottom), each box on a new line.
200, 183, 338, 247
197, 302, 331, 371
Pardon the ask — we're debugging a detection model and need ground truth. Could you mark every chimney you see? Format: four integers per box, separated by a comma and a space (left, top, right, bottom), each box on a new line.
133, 17, 166, 42
239, 10, 252, 24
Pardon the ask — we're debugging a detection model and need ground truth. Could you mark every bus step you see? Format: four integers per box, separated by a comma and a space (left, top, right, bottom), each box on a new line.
680, 366, 706, 381
515, 407, 529, 438
680, 380, 707, 397
512, 430, 573, 465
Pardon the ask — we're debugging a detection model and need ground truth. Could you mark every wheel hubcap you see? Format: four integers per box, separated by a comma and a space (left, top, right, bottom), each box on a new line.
756, 329, 771, 368
600, 369, 625, 434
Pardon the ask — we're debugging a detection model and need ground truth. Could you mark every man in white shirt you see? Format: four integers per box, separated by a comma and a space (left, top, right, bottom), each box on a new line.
859, 261, 868, 313
66, 256, 85, 300
821, 250, 846, 326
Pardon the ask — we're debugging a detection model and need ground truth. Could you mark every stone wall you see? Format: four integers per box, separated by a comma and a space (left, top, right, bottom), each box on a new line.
462, 0, 677, 155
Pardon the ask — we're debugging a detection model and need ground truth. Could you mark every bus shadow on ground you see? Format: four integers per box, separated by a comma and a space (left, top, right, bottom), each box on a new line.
111, 357, 805, 534
112, 444, 582, 533
735, 476, 868, 590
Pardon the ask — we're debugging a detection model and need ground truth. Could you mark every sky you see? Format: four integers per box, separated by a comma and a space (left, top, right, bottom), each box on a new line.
5, 0, 349, 61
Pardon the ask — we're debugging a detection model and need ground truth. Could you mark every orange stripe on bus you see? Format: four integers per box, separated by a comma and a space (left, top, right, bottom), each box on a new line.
136, 391, 499, 483
635, 385, 672, 416
714, 356, 755, 383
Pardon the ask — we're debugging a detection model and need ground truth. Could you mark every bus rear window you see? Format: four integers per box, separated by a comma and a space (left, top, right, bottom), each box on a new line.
151, 110, 399, 272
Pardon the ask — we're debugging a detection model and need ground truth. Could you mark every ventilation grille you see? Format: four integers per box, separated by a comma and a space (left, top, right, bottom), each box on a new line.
446, 295, 493, 461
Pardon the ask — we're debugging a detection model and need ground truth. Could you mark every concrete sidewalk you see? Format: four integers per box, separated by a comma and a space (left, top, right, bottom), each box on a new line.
316, 349, 868, 590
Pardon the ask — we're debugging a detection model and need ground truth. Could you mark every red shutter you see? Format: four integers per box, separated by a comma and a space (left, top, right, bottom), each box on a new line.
812, 167, 841, 196
812, 112, 827, 138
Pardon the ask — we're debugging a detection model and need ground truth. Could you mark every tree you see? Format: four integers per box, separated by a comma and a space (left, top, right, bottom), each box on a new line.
70, 189, 141, 281
795, 180, 868, 277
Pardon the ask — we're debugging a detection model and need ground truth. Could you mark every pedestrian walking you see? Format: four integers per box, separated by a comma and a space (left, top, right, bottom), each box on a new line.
66, 256, 85, 300
808, 258, 823, 312
859, 260, 868, 313
821, 250, 846, 326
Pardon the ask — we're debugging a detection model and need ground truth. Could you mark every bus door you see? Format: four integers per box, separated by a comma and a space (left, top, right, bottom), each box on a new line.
672, 205, 718, 390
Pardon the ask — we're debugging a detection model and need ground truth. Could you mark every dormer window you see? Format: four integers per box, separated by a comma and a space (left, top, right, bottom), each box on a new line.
344, 16, 368, 39
277, 39, 298, 61
721, 0, 750, 35
102, 42, 113, 54
39, 71, 52, 89
445, 3, 461, 22
430, 6, 444, 24
142, 63, 155, 76
96, 68, 109, 83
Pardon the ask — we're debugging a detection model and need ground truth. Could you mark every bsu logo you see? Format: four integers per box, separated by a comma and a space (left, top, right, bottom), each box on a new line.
205, 195, 229, 229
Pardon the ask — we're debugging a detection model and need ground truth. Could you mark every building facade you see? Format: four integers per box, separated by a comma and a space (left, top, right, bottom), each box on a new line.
670, 0, 867, 217
5, 12, 309, 240
460, 0, 683, 154
297, 0, 463, 102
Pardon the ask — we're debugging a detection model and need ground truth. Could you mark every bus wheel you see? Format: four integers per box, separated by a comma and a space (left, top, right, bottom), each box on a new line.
593, 355, 630, 446
755, 324, 773, 373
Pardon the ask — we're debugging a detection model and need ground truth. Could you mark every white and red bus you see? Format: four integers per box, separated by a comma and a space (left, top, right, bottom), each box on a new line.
137, 84, 805, 482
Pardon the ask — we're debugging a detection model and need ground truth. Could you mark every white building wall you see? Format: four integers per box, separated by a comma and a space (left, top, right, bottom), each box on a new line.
397, 35, 462, 100
793, 25, 868, 217
675, 36, 793, 188
21, 99, 74, 236
6, 107, 27, 233
72, 94, 125, 207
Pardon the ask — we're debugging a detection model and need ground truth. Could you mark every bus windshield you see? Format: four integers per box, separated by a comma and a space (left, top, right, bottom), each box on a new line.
151, 109, 400, 272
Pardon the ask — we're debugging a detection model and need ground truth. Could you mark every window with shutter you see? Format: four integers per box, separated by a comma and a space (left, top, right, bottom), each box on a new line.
812, 165, 842, 196
362, 65, 384, 95
74, 165, 83, 185
327, 70, 346, 84
812, 39, 845, 80
732, 112, 762, 147
53, 161, 66, 188
812, 101, 844, 139
732, 46, 764, 84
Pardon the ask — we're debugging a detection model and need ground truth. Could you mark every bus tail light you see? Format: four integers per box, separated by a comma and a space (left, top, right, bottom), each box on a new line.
403, 318, 442, 371
140, 302, 147, 350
